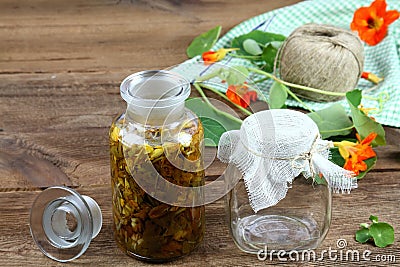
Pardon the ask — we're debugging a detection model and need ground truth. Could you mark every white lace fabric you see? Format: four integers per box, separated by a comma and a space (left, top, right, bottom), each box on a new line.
218, 109, 357, 213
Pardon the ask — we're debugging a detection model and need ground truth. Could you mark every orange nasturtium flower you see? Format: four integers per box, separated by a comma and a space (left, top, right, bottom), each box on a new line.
202, 48, 238, 64
350, 0, 399, 46
334, 132, 378, 175
226, 83, 257, 108
361, 71, 384, 84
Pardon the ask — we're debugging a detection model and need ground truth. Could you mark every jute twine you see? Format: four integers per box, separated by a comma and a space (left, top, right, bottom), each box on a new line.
276, 23, 364, 102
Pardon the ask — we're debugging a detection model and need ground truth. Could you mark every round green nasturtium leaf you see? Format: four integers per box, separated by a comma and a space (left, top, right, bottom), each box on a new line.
369, 222, 395, 248
269, 81, 288, 109
242, 39, 263, 55
356, 228, 372, 243
222, 65, 250, 86
186, 25, 222, 58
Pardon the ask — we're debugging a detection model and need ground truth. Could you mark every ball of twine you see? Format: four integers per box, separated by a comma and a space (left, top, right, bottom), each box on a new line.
276, 23, 364, 102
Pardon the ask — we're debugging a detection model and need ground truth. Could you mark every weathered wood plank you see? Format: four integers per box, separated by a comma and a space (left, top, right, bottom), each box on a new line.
0, 0, 303, 77
0, 179, 398, 267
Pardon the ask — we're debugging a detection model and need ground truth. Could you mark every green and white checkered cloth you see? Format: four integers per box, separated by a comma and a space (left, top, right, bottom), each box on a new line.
175, 0, 400, 127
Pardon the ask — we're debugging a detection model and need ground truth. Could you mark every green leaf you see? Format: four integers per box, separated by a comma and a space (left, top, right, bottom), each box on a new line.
269, 82, 288, 109
186, 25, 222, 58
369, 215, 379, 224
346, 90, 386, 146
308, 104, 354, 139
231, 31, 285, 73
313, 174, 328, 185
329, 147, 346, 167
221, 66, 249, 86
231, 30, 286, 57
242, 39, 263, 55
369, 222, 395, 248
356, 228, 372, 243
200, 117, 227, 146
185, 98, 241, 147
261, 42, 281, 73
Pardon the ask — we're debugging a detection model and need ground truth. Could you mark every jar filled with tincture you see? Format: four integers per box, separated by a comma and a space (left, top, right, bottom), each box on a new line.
109, 70, 205, 262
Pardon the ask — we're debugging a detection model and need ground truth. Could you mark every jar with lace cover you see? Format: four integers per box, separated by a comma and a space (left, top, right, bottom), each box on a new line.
218, 110, 356, 254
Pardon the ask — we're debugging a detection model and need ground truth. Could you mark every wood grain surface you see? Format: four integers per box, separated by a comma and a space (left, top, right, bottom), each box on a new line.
0, 0, 399, 266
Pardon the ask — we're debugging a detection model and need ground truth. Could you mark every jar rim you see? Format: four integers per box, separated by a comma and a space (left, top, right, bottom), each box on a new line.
120, 70, 191, 109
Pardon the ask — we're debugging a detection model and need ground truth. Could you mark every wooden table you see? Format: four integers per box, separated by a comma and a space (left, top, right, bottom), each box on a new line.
1, 0, 399, 266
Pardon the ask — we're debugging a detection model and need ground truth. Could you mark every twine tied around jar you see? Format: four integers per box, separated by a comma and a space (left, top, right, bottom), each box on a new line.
218, 109, 357, 213
287, 133, 322, 173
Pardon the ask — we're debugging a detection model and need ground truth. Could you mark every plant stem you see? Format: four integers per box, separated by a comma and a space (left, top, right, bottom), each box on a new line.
284, 86, 315, 113
196, 69, 221, 82
363, 91, 389, 114
230, 54, 262, 60
253, 77, 270, 84
197, 82, 253, 116
249, 68, 346, 97
192, 82, 243, 125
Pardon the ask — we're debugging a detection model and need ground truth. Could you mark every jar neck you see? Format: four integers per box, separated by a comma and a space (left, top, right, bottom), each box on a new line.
120, 70, 190, 125
125, 102, 185, 125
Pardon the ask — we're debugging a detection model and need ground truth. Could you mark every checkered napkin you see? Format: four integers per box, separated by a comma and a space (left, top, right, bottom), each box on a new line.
174, 0, 400, 127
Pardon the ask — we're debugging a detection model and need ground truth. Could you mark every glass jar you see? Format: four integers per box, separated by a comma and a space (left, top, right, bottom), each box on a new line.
225, 164, 331, 254
109, 70, 205, 262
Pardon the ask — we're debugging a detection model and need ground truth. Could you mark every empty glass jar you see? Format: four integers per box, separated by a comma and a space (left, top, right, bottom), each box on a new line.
226, 164, 332, 254
109, 70, 205, 262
